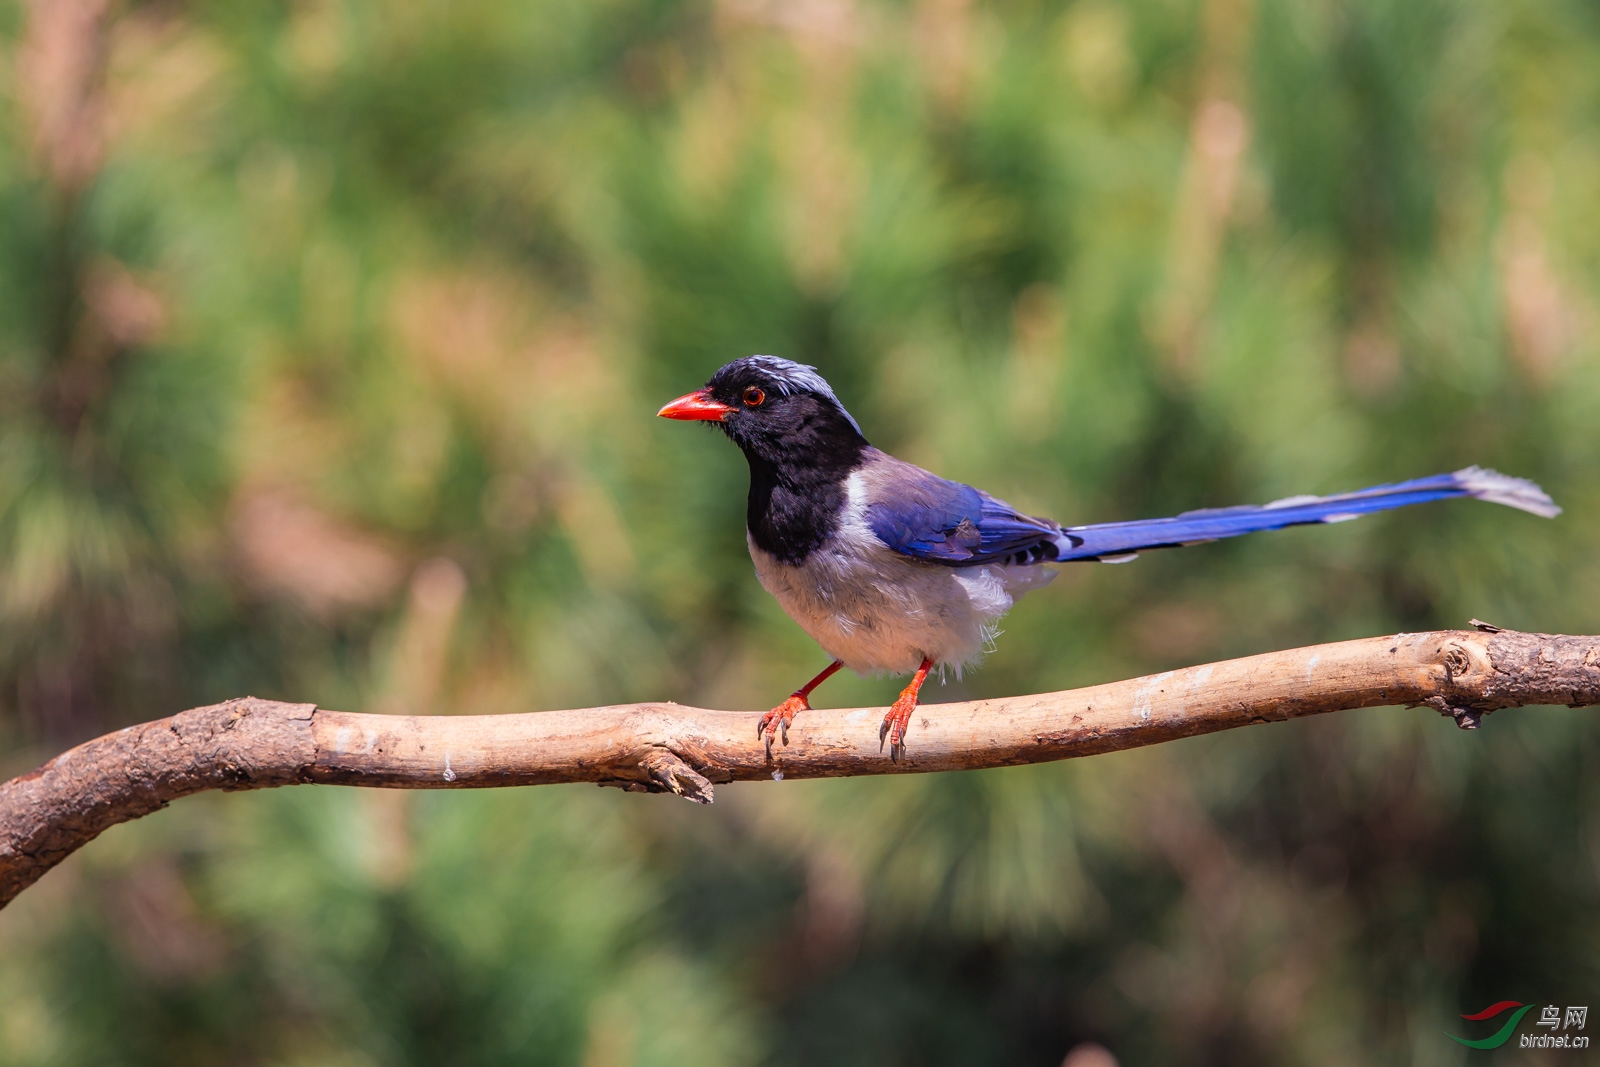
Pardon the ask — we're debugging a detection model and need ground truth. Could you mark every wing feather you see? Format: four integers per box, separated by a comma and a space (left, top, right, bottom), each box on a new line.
859, 454, 1062, 566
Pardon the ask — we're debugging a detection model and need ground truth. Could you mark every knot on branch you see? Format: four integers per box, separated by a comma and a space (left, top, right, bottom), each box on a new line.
636, 749, 715, 804
1422, 694, 1485, 730
1424, 639, 1495, 729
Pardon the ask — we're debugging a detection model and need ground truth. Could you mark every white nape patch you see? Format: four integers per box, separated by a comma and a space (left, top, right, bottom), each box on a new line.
1454, 465, 1561, 518
746, 469, 1055, 676
739, 355, 863, 435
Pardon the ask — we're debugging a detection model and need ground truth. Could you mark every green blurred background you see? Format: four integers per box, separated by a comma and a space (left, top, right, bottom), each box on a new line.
1, 0, 1597, 1062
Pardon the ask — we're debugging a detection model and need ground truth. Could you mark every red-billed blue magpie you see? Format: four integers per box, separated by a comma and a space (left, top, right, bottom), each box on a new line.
660, 356, 1560, 761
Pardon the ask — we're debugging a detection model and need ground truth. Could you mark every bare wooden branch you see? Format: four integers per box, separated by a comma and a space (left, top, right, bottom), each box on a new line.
3, 627, 1598, 910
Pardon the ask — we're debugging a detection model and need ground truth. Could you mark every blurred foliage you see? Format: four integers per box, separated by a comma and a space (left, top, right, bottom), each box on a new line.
1, 0, 1598, 1063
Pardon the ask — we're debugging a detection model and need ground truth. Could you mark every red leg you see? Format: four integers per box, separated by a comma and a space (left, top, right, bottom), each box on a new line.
759, 660, 844, 755
880, 657, 935, 762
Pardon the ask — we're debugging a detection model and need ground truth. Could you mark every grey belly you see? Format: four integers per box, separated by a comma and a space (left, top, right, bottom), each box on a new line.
747, 536, 1017, 675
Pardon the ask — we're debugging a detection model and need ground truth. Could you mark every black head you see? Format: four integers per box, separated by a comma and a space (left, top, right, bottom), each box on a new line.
660, 356, 870, 562
659, 356, 868, 473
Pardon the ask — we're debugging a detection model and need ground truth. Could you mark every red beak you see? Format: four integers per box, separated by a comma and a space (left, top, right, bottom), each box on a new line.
657, 389, 736, 421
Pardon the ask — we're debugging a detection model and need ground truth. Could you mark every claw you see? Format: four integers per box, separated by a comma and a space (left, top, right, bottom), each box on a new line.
886, 714, 908, 762
759, 692, 812, 760
755, 662, 843, 759
876, 657, 934, 762
881, 703, 917, 758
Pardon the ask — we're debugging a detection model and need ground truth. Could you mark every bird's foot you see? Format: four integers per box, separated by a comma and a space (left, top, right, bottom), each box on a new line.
878, 691, 919, 763
877, 657, 934, 763
758, 693, 810, 757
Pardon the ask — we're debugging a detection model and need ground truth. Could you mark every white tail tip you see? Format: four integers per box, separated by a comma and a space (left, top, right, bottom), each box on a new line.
1454, 466, 1561, 518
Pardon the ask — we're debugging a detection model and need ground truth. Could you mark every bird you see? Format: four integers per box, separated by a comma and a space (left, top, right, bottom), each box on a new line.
658, 355, 1560, 761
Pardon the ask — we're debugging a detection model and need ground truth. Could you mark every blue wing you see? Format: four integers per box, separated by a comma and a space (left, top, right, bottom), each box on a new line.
861, 459, 1063, 567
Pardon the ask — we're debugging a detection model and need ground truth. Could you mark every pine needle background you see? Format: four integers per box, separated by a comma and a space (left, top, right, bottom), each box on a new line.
1, 0, 1597, 1063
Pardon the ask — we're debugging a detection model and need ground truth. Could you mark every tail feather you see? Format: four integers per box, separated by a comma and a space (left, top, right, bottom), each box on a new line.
1053, 467, 1558, 564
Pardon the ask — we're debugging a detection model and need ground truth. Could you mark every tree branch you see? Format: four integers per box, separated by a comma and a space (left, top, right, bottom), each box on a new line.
3, 626, 1598, 910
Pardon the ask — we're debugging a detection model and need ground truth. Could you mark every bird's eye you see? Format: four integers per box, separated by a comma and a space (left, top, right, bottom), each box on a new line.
742, 386, 766, 408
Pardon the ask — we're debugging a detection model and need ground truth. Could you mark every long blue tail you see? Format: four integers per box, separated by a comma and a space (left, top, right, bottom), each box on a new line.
1053, 467, 1559, 563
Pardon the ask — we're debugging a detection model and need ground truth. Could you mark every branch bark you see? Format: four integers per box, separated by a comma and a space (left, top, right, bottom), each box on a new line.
4, 626, 1598, 910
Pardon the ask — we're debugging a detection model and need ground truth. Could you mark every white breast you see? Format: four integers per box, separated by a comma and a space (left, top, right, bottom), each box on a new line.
747, 472, 1056, 676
